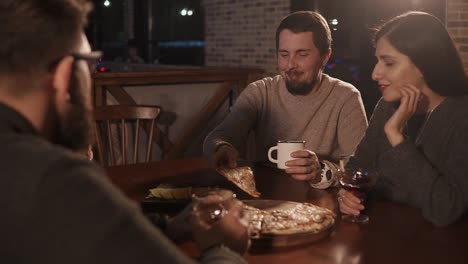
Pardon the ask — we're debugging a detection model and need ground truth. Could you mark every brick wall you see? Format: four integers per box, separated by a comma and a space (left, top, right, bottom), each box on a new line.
203, 0, 468, 75
126, 0, 134, 39
447, 0, 468, 72
202, 0, 290, 75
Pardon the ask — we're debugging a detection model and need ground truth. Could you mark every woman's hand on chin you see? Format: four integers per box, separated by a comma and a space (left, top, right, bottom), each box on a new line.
384, 84, 420, 146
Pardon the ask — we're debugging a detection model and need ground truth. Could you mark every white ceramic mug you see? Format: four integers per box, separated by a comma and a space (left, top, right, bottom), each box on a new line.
268, 140, 305, 169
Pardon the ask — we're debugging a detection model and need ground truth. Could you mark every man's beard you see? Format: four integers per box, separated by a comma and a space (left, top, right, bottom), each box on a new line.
284, 71, 319, 95
285, 78, 317, 95
52, 71, 94, 151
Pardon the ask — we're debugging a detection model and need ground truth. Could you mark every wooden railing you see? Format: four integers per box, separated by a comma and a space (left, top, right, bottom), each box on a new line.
92, 67, 264, 160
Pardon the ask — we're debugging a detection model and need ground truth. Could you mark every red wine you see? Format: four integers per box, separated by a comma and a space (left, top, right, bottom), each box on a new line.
340, 182, 367, 201
339, 169, 375, 202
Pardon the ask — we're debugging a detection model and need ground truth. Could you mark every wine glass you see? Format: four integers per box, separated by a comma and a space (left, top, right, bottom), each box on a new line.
338, 167, 377, 224
191, 188, 236, 224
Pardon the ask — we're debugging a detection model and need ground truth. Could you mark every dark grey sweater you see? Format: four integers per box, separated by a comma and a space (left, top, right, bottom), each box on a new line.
0, 104, 245, 264
349, 97, 468, 226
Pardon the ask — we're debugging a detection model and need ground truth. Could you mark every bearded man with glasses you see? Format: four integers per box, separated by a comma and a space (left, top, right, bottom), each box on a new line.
0, 1, 249, 263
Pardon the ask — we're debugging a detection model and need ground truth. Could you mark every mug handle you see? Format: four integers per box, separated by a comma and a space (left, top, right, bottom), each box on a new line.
268, 146, 278, 163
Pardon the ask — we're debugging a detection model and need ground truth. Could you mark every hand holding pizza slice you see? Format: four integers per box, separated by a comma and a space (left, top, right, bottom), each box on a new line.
216, 166, 261, 198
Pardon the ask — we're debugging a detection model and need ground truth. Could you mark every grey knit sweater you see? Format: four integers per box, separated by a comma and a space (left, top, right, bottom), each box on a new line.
349, 97, 468, 226
204, 74, 368, 186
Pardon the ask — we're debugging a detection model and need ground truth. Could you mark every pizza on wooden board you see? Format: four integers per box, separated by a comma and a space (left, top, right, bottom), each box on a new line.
243, 202, 335, 237
216, 166, 261, 197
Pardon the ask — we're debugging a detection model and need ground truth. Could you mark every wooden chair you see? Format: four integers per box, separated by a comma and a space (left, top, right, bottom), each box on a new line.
93, 105, 161, 167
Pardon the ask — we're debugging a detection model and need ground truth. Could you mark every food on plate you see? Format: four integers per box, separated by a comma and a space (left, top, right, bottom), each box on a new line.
243, 201, 335, 237
148, 186, 208, 200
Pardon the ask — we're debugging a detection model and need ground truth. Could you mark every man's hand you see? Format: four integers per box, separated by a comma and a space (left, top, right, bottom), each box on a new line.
164, 203, 194, 242
87, 146, 93, 160
212, 145, 239, 169
337, 189, 364, 216
284, 149, 321, 181
191, 199, 250, 255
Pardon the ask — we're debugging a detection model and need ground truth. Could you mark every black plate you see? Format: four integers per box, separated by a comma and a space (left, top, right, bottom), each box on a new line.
141, 197, 190, 213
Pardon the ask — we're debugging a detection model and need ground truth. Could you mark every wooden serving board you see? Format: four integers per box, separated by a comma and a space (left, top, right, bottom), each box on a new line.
243, 200, 335, 250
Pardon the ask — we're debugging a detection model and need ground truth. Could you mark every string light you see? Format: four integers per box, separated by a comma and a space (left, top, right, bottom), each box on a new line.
104, 0, 111, 7
180, 8, 194, 16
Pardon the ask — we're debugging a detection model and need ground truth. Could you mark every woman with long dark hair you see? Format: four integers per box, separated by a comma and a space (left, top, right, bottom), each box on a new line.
338, 11, 468, 226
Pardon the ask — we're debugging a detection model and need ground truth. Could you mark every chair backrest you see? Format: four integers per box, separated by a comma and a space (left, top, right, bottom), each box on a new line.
94, 105, 161, 167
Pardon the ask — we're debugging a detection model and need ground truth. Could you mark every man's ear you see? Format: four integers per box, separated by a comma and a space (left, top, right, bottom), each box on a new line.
50, 56, 74, 101
322, 48, 332, 66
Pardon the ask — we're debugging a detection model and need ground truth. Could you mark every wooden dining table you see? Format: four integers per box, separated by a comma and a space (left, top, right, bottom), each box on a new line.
105, 157, 468, 264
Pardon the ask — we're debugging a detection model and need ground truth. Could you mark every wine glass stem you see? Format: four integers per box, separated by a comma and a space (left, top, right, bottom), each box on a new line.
342, 213, 369, 224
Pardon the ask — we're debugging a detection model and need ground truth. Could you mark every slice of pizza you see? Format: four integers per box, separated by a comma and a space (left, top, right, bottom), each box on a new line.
217, 166, 261, 197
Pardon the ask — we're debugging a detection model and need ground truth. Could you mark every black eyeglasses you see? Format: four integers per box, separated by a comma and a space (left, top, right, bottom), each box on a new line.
48, 51, 103, 73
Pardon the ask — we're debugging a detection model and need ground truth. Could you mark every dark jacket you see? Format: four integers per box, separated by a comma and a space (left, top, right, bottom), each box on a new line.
0, 103, 245, 263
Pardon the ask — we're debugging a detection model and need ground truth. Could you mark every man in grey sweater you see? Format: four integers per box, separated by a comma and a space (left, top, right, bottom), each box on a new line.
204, 11, 367, 188
0, 1, 248, 263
